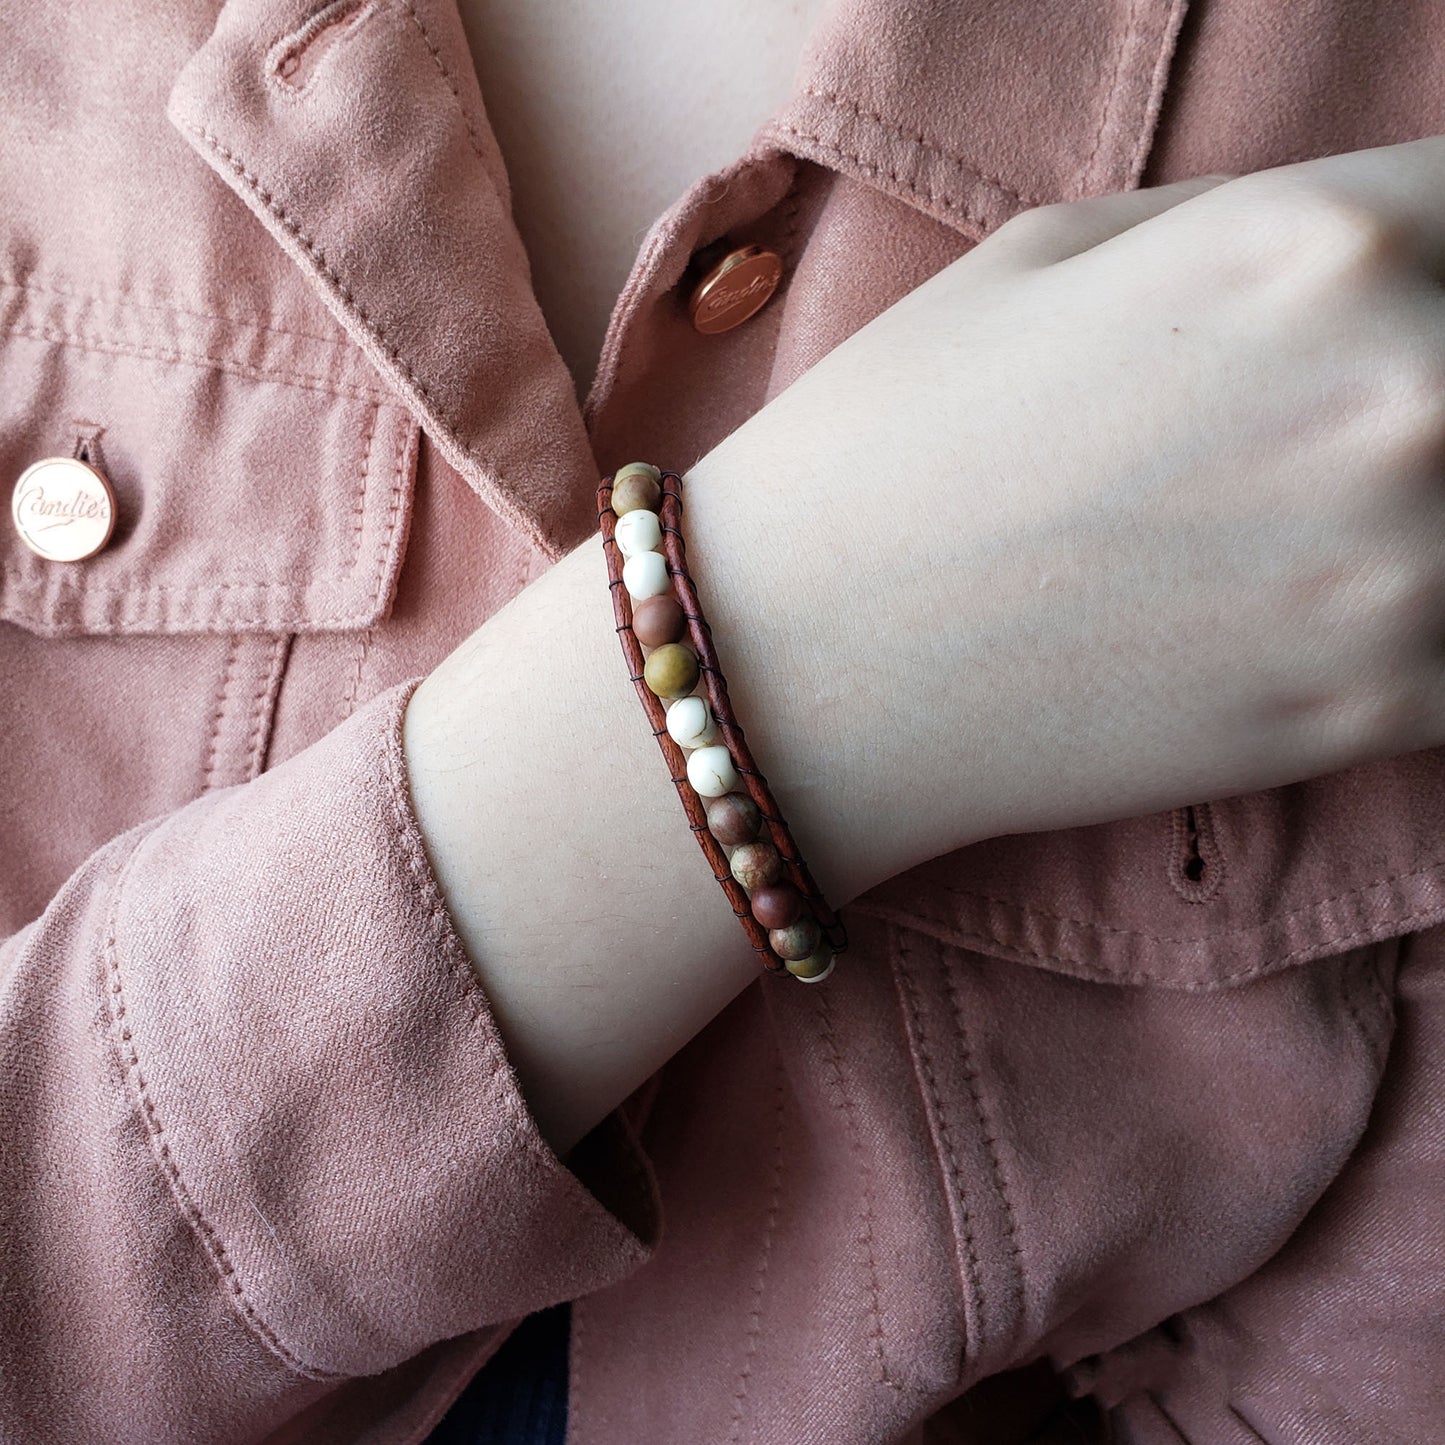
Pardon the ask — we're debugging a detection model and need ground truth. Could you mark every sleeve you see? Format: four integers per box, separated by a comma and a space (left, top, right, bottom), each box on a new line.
0, 673, 660, 1439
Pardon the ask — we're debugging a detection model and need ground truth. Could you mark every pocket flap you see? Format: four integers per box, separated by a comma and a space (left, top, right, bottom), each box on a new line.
852, 750, 1445, 991
1, 330, 418, 637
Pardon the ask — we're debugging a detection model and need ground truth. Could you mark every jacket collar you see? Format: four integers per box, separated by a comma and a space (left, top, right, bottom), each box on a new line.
168, 0, 1179, 558
762, 0, 1189, 240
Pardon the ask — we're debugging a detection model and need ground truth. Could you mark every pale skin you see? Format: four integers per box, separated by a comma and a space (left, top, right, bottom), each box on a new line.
408, 11, 1445, 1160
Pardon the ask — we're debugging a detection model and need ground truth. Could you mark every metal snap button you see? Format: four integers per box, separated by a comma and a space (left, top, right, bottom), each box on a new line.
688, 245, 783, 334
10, 456, 118, 561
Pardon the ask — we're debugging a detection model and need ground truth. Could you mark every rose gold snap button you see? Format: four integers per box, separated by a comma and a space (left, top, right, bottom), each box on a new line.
688, 245, 783, 334
10, 456, 118, 562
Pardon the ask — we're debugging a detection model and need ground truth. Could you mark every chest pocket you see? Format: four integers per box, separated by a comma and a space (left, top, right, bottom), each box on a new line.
0, 326, 419, 933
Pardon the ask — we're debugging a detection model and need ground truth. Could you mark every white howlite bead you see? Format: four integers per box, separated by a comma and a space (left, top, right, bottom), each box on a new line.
666, 695, 718, 750
623, 550, 670, 600
687, 744, 739, 798
614, 508, 662, 560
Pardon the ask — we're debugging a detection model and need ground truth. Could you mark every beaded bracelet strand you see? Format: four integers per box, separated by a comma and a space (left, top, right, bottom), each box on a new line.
598, 462, 848, 983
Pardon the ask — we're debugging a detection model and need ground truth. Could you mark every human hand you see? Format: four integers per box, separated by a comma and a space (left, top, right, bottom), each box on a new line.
685, 138, 1445, 890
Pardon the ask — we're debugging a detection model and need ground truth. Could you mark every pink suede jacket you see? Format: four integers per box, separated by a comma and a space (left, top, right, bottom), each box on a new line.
4, 1, 1445, 1441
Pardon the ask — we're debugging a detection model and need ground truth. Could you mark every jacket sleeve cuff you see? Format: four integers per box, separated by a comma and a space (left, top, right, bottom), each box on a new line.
108, 674, 661, 1380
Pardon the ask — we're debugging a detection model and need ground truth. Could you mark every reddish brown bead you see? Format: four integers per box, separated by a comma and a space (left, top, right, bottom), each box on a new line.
632, 592, 685, 647
706, 792, 760, 846
730, 840, 784, 892
750, 883, 802, 930
769, 914, 822, 961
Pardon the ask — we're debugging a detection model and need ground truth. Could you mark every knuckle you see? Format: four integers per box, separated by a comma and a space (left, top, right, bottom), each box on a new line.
1370, 562, 1440, 640
1305, 562, 1445, 759
1244, 178, 1414, 278
1340, 351, 1445, 477
991, 201, 1071, 246
1317, 674, 1434, 762
1265, 179, 1410, 273
1378, 356, 1445, 459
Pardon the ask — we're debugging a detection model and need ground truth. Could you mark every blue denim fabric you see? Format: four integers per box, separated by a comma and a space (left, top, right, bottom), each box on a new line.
424, 1302, 570, 1445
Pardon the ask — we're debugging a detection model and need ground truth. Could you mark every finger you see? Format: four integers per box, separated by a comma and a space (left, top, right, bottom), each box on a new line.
975, 173, 1239, 270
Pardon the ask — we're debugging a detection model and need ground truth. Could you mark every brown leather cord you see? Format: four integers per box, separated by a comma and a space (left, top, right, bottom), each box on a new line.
598, 469, 848, 978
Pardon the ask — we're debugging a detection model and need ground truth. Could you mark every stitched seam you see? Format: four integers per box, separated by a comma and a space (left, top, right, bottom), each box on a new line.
1078, 0, 1141, 196
570, 1285, 588, 1436
5, 575, 361, 596
3, 323, 388, 403
775, 159, 809, 277
1338, 953, 1374, 1065
177, 123, 554, 558
397, 0, 490, 168
244, 635, 291, 780
102, 839, 335, 1380
6, 575, 373, 597
0, 274, 348, 346
858, 855, 1445, 949
1127, 0, 1190, 185
816, 986, 899, 1389
346, 401, 381, 573
894, 933, 981, 1367
942, 965, 1026, 1355
800, 88, 1046, 208
202, 638, 239, 792
863, 898, 1445, 992
382, 679, 493, 1027
341, 630, 374, 721
726, 1058, 787, 1442
1, 605, 379, 629
771, 125, 1001, 234
1193, 800, 1228, 896
1167, 801, 1228, 905
1345, 943, 1397, 1068
1363, 940, 1395, 1022
366, 416, 412, 618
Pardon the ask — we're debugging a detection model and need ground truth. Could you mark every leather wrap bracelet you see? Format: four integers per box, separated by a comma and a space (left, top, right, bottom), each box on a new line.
598, 463, 848, 982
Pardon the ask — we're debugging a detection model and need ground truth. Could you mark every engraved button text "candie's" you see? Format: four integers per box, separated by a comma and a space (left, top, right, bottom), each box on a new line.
688, 246, 783, 334
10, 457, 118, 562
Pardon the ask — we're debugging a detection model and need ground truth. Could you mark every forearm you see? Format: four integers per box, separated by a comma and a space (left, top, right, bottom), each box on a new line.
400, 431, 911, 1159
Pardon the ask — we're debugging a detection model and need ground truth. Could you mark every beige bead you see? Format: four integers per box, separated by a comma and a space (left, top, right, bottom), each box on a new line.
615, 508, 662, 559
644, 642, 698, 699
622, 550, 670, 601
666, 695, 718, 749
730, 840, 784, 892
687, 744, 740, 798
614, 461, 662, 485
786, 948, 835, 983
